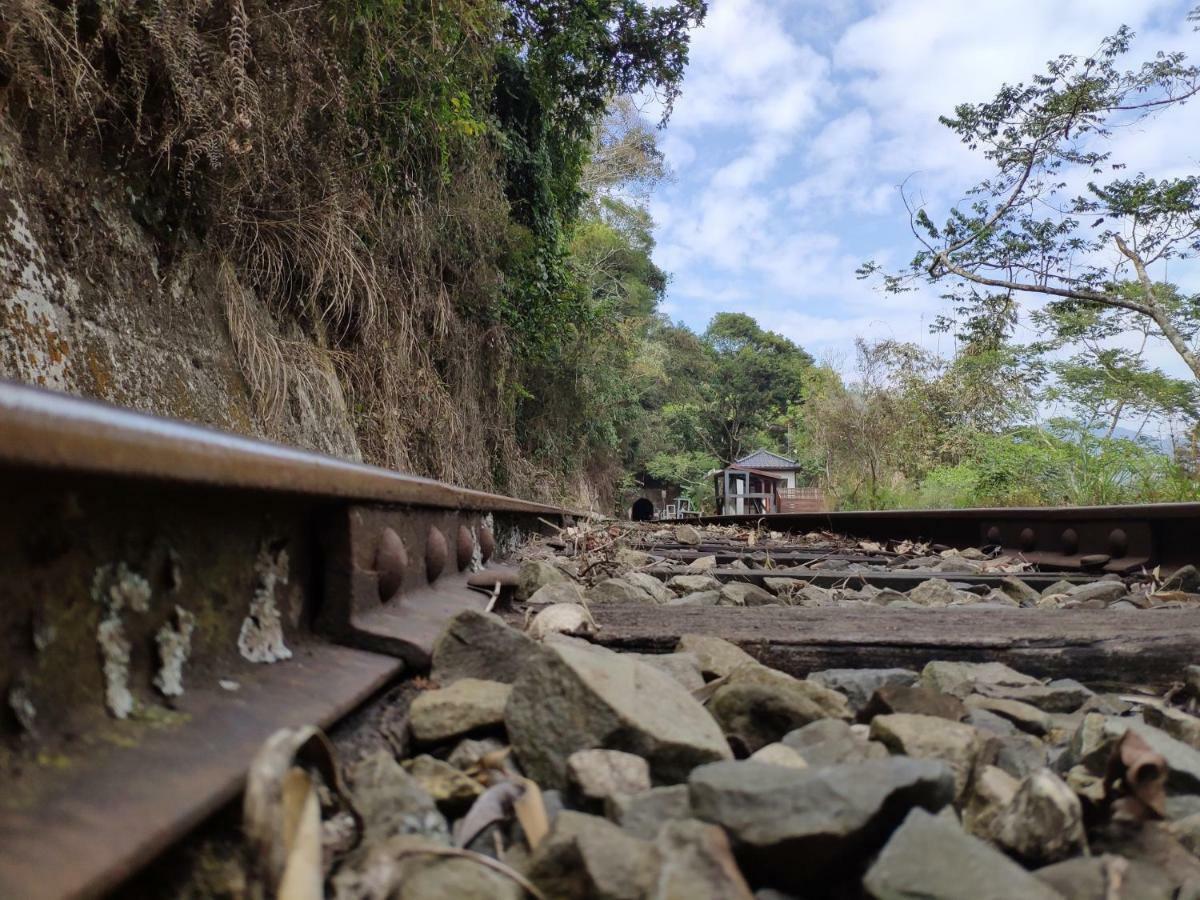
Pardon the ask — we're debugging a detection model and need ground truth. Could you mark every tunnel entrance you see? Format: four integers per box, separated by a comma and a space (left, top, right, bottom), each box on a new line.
630, 497, 654, 521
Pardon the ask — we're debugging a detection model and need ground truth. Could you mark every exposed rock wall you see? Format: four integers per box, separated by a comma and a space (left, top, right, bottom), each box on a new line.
0, 129, 361, 460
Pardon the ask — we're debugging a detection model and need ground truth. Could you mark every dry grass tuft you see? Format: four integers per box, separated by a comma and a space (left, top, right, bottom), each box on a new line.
1, 0, 570, 497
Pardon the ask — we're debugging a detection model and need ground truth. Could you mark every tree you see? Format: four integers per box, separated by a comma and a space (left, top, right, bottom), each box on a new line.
697, 313, 813, 463
1034, 304, 1200, 439
864, 25, 1200, 379
503, 0, 707, 142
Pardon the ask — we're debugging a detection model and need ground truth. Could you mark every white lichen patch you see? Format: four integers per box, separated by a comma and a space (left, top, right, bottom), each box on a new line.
92, 562, 152, 719
1, 197, 80, 390
8, 681, 37, 735
492, 514, 524, 559
97, 615, 134, 719
153, 605, 196, 698
237, 546, 292, 664
31, 612, 57, 652
469, 525, 484, 573
91, 562, 152, 614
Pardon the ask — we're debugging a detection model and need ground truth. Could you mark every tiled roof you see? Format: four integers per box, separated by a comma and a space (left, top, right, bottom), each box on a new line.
734, 448, 800, 470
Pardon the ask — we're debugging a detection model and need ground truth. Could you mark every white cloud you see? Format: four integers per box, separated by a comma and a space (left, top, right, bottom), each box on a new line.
669, 0, 832, 137
650, 0, 1200, 382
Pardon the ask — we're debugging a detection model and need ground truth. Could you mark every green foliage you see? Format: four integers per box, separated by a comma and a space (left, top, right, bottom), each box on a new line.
865, 21, 1200, 381
697, 313, 814, 463
646, 449, 720, 510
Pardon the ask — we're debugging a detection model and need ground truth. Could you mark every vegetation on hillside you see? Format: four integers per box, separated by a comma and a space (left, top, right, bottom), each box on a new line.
0, 0, 704, 505
4, 3, 1198, 513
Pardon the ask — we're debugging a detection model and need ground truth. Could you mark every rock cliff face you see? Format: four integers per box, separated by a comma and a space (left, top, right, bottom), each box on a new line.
0, 130, 361, 460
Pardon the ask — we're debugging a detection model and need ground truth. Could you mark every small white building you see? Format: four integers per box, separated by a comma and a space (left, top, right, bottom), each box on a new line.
714, 449, 824, 515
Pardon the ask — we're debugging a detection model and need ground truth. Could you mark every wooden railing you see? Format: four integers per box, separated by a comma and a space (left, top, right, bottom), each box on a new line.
777, 486, 826, 513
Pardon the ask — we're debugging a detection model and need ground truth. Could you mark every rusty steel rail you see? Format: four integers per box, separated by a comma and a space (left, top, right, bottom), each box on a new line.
693, 504, 1200, 573
0, 381, 571, 899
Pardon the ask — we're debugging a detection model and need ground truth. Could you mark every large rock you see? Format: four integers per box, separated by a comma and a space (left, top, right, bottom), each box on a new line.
998, 576, 1041, 606
965, 708, 1021, 737
962, 764, 1018, 841
973, 678, 1094, 713
677, 634, 758, 679
979, 733, 1048, 779
621, 652, 705, 691
1089, 821, 1200, 891
332, 835, 522, 899
668, 574, 723, 596
623, 571, 675, 604
807, 668, 919, 716
403, 754, 483, 816
782, 718, 888, 766
517, 560, 570, 600
935, 555, 984, 574
655, 819, 755, 900
527, 810, 659, 899
675, 524, 703, 545
710, 664, 852, 752
922, 660, 1041, 700
1143, 705, 1200, 751
1035, 854, 1175, 900
567, 749, 652, 805
430, 610, 542, 685
1064, 580, 1128, 606
718, 582, 777, 607
763, 577, 804, 596
964, 695, 1051, 736
689, 758, 954, 890
505, 642, 731, 789
870, 714, 982, 801
347, 751, 450, 845
589, 577, 658, 604
861, 683, 967, 722
907, 579, 967, 607
863, 808, 1063, 900
408, 678, 511, 743
793, 584, 837, 607
1042, 579, 1075, 597
748, 742, 810, 769
992, 769, 1087, 865
527, 580, 587, 606
615, 548, 656, 569
605, 785, 691, 840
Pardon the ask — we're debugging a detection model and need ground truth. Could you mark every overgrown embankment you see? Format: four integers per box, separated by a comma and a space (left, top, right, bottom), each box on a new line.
0, 0, 703, 505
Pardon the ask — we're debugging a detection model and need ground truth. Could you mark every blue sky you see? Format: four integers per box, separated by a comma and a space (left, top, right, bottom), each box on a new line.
644, 0, 1200, 380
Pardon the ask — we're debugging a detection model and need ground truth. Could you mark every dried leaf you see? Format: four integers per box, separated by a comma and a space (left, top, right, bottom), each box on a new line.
691, 674, 730, 706
465, 746, 515, 784
514, 777, 549, 850
1103, 728, 1167, 821
244, 726, 357, 895
1148, 590, 1200, 605
278, 768, 322, 900
456, 780, 524, 848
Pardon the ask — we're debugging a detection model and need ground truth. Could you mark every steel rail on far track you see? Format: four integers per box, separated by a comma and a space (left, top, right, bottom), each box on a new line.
695, 501, 1200, 573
